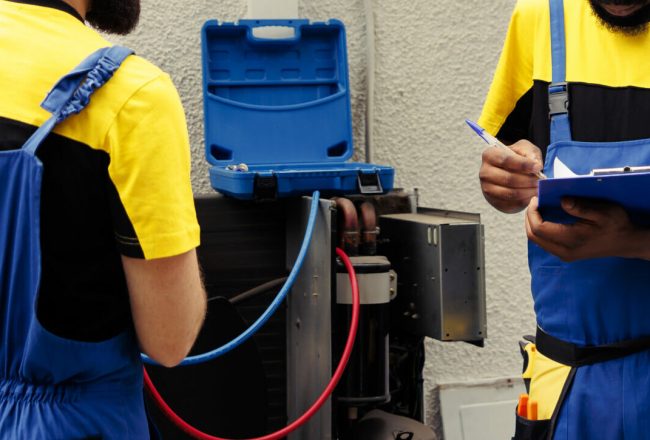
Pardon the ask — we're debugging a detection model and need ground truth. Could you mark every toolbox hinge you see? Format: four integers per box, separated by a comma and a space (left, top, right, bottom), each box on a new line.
254, 174, 278, 199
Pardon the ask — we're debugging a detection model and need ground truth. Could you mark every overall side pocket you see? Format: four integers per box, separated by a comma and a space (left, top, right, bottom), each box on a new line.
512, 414, 550, 440
512, 339, 574, 440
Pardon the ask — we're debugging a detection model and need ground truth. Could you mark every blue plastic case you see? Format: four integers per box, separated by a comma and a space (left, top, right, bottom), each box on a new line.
202, 19, 394, 199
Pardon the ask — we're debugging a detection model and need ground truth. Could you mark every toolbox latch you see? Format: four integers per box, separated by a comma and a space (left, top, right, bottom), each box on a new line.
357, 171, 383, 195
254, 174, 278, 199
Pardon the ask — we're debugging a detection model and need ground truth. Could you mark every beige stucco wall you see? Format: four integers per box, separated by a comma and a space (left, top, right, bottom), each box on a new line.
114, 0, 535, 435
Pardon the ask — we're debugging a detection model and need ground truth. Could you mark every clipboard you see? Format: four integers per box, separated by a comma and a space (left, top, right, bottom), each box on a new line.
538, 170, 650, 225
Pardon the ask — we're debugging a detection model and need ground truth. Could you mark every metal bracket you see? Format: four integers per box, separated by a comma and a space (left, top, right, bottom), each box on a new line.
357, 171, 383, 195
548, 82, 569, 117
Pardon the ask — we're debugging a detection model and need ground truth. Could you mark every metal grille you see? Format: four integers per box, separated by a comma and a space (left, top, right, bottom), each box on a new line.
146, 196, 289, 439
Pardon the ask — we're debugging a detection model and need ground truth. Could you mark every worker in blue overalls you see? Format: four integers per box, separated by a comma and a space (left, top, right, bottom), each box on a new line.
478, 0, 650, 438
0, 0, 206, 438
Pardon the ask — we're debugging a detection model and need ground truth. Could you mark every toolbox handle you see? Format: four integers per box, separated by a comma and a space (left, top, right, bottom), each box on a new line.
241, 19, 307, 44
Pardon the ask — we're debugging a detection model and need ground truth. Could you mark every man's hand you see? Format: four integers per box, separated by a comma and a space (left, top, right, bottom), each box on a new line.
479, 139, 544, 213
525, 196, 650, 262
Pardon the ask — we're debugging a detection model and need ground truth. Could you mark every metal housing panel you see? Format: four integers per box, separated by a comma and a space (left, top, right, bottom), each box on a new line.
286, 197, 335, 440
378, 209, 486, 343
439, 224, 486, 341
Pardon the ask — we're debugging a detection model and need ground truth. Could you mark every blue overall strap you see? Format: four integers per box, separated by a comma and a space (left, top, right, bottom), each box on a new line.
22, 46, 134, 156
549, 0, 572, 143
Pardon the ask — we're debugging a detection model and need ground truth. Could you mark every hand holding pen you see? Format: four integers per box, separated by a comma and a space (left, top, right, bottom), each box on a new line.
467, 119, 546, 214
467, 120, 547, 180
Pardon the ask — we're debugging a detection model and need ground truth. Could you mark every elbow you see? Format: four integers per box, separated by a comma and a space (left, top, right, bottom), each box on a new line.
143, 337, 197, 368
149, 352, 187, 369
141, 312, 206, 368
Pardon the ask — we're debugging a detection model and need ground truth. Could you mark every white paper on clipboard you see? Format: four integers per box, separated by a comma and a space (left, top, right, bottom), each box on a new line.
553, 157, 579, 178
552, 157, 650, 178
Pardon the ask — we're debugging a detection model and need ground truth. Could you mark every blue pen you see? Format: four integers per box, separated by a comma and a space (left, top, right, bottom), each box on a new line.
465, 119, 546, 179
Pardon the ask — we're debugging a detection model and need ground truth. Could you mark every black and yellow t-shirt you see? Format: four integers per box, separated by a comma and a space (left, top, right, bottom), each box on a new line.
479, 0, 650, 157
0, 0, 200, 341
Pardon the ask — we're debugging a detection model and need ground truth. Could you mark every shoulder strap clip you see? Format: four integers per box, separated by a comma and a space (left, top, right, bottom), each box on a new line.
548, 81, 569, 118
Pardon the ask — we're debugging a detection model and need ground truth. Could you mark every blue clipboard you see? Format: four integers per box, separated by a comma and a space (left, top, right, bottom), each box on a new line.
538, 171, 650, 225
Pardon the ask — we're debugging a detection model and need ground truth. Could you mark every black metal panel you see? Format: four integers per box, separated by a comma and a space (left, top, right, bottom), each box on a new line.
145, 195, 289, 439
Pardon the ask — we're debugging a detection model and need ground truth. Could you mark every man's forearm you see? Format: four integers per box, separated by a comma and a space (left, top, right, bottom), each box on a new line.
123, 249, 207, 367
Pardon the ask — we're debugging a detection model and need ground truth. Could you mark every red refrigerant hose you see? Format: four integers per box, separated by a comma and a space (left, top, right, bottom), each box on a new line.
143, 247, 360, 440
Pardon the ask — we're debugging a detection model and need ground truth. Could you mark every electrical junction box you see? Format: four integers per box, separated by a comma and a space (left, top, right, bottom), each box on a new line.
201, 19, 394, 199
378, 209, 486, 344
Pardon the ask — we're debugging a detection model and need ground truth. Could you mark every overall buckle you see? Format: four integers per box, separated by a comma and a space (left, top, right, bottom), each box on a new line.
548, 82, 569, 118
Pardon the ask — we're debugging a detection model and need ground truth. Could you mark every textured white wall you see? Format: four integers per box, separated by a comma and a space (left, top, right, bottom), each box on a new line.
114, 0, 535, 436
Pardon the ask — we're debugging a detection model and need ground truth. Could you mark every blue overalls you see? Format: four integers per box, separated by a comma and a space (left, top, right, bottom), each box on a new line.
0, 46, 151, 439
518, 0, 650, 438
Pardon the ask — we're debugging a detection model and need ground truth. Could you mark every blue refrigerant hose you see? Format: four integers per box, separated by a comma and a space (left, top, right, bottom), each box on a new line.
141, 191, 321, 367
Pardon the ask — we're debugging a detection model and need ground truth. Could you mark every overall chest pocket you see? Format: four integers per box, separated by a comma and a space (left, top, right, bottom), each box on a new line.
545, 138, 650, 178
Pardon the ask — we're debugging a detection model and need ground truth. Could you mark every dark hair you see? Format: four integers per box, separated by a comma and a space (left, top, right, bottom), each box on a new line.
86, 0, 141, 36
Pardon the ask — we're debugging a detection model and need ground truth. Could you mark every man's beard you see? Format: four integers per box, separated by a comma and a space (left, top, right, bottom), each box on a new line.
86, 0, 141, 35
588, 0, 650, 35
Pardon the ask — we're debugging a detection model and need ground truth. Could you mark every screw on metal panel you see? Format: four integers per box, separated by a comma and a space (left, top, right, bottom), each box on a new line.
312, 275, 319, 297
390, 273, 396, 281
295, 319, 301, 329
411, 314, 420, 320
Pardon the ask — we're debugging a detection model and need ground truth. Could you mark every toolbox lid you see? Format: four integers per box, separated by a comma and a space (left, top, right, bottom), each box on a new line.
202, 19, 354, 166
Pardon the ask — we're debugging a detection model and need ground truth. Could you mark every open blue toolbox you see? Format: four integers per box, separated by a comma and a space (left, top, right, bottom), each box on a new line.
202, 19, 394, 199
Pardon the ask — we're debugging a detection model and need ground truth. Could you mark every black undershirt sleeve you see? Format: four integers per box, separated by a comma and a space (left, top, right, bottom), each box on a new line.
496, 87, 534, 147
